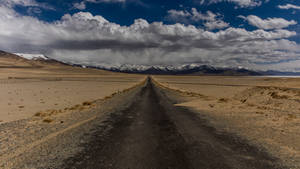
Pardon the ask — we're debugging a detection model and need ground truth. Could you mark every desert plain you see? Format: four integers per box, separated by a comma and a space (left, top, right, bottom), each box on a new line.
0, 52, 145, 123
154, 75, 300, 167
1, 51, 300, 168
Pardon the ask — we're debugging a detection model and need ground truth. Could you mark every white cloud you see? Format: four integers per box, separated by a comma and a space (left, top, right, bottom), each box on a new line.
191, 8, 217, 21
73, 0, 126, 10
199, 0, 268, 8
204, 20, 230, 30
2, 0, 39, 7
278, 4, 300, 10
240, 15, 297, 30
167, 8, 229, 30
73, 2, 86, 10
166, 9, 191, 23
1, 0, 54, 10
0, 5, 299, 71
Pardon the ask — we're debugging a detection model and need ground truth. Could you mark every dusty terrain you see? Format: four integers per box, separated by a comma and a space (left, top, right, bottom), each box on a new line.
0, 51, 297, 168
0, 78, 286, 169
153, 75, 300, 168
0, 52, 145, 123
0, 78, 147, 169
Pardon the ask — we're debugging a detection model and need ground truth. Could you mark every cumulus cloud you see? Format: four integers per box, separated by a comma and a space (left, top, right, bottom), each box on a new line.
278, 4, 300, 10
0, 5, 299, 71
198, 0, 268, 8
166, 8, 229, 30
239, 15, 297, 30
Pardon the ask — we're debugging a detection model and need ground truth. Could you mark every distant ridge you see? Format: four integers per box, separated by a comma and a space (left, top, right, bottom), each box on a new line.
13, 53, 69, 66
79, 64, 300, 76
2, 50, 300, 76
14, 53, 49, 61
81, 64, 262, 76
0, 51, 68, 68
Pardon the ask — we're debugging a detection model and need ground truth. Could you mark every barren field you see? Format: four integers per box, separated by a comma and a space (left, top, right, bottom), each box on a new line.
0, 51, 296, 168
0, 78, 287, 169
153, 75, 300, 167
0, 65, 145, 123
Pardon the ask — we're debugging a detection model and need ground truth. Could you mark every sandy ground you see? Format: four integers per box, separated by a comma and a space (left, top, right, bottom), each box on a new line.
0, 65, 145, 123
153, 75, 300, 168
0, 78, 285, 169
0, 79, 146, 169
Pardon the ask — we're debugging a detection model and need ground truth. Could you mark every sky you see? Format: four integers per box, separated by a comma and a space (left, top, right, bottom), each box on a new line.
0, 0, 300, 71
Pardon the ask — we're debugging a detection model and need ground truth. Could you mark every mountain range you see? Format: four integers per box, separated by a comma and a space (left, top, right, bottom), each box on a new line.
2, 51, 300, 76
83, 64, 262, 76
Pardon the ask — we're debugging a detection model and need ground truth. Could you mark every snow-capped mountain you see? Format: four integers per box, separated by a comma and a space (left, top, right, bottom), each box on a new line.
11, 52, 68, 66
4, 50, 299, 76
80, 63, 261, 76
14, 53, 49, 61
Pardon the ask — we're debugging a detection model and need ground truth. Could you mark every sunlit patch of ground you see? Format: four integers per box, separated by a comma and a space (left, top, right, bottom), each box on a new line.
153, 75, 300, 168
0, 61, 145, 123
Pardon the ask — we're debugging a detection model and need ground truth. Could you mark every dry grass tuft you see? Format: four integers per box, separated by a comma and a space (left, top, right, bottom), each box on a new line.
82, 101, 93, 106
269, 92, 289, 99
255, 111, 264, 115
69, 104, 81, 110
104, 95, 112, 100
34, 111, 46, 117
286, 114, 297, 120
43, 118, 53, 123
218, 98, 229, 103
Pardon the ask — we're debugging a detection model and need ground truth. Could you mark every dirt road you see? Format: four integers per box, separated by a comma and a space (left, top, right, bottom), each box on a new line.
0, 77, 287, 168
59, 77, 285, 169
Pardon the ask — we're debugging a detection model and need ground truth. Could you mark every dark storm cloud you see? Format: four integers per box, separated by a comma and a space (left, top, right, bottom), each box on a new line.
50, 39, 160, 51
